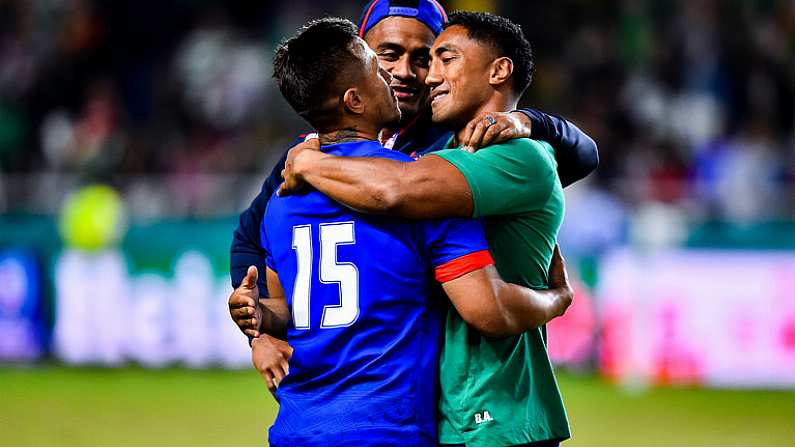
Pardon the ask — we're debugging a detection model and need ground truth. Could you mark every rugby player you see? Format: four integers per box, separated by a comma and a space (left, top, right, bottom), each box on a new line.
228, 0, 597, 309
278, 11, 572, 447
257, 17, 572, 446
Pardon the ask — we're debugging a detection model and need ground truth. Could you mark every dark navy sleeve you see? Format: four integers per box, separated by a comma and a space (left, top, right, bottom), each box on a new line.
259, 206, 277, 273
230, 148, 289, 295
516, 108, 599, 188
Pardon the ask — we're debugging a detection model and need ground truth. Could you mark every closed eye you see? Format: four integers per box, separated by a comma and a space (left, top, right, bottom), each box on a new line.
378, 51, 399, 62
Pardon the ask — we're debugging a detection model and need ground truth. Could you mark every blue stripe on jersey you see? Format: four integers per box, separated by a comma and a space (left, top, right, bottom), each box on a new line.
261, 140, 489, 446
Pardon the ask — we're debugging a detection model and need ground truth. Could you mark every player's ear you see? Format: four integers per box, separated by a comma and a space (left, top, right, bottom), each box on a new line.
342, 88, 365, 115
488, 57, 513, 89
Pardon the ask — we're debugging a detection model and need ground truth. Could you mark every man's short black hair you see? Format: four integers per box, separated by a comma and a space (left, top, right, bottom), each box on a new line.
273, 18, 362, 128
445, 11, 534, 96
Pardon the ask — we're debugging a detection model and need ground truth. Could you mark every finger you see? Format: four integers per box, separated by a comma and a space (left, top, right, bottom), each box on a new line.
553, 244, 565, 266
247, 317, 259, 329
230, 306, 255, 320
272, 366, 285, 384
236, 316, 258, 330
279, 357, 290, 375
462, 120, 485, 150
244, 328, 259, 338
281, 344, 294, 361
306, 137, 321, 150
228, 293, 247, 310
465, 120, 489, 151
480, 122, 509, 147
488, 127, 516, 146
230, 301, 256, 314
549, 244, 563, 272
460, 118, 479, 149
261, 370, 275, 392
241, 266, 258, 289
548, 245, 569, 288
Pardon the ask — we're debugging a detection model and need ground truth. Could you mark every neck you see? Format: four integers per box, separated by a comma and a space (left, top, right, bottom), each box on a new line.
454, 93, 518, 146
318, 127, 378, 146
381, 108, 424, 141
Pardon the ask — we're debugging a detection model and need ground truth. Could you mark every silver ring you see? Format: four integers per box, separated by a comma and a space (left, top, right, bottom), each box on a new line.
484, 115, 497, 127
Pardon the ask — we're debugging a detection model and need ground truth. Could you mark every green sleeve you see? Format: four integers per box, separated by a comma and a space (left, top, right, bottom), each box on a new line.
434, 139, 559, 217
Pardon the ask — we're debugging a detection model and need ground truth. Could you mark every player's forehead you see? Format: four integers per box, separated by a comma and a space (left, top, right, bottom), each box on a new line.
432, 25, 487, 58
364, 16, 435, 52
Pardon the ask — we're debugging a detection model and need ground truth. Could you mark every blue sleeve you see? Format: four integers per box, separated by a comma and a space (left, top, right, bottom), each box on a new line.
229, 147, 290, 294
516, 108, 599, 187
422, 218, 490, 268
360, 147, 415, 162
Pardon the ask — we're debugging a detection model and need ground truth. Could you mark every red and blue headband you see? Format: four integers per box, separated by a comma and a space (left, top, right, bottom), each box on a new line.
358, 0, 448, 37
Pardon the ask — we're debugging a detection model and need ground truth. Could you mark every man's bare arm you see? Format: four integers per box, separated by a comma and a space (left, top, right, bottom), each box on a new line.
289, 149, 473, 219
260, 268, 291, 340
441, 246, 573, 337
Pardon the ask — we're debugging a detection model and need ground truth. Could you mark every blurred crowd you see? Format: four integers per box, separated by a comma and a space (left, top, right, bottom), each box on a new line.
511, 0, 795, 246
0, 0, 793, 239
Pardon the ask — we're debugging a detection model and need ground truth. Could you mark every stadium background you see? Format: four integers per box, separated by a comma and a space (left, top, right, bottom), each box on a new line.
1, 0, 794, 445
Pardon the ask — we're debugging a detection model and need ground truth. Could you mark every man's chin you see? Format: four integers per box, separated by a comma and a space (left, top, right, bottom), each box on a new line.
397, 101, 426, 123
430, 108, 450, 125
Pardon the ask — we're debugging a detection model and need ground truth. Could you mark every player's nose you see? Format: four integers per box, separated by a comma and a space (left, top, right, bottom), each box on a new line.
391, 56, 414, 81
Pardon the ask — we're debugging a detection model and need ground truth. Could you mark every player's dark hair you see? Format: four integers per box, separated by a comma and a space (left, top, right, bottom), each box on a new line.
273, 18, 362, 129
445, 11, 534, 96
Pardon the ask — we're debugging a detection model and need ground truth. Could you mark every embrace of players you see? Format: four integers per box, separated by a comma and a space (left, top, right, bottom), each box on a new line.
227, 1, 598, 446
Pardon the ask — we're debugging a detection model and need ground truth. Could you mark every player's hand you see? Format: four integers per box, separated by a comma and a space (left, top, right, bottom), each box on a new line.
228, 266, 262, 338
548, 244, 573, 317
252, 334, 293, 397
278, 137, 321, 196
460, 111, 532, 152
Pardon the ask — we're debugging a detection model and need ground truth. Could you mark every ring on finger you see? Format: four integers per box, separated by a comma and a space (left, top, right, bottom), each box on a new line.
484, 115, 497, 127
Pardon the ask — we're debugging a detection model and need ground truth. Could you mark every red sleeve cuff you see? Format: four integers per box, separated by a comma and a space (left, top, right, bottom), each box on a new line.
434, 250, 495, 283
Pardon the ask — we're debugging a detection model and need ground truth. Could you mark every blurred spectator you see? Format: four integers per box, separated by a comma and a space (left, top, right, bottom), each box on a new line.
0, 0, 792, 250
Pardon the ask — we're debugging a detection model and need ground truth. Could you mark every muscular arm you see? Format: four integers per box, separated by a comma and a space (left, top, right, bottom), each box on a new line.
259, 268, 291, 340
289, 111, 596, 220
292, 150, 472, 219
442, 263, 571, 338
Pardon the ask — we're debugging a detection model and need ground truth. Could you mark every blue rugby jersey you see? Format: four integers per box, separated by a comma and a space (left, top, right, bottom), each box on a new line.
260, 140, 494, 447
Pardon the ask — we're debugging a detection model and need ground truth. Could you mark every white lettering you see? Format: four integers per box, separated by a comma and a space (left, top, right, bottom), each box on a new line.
474, 410, 493, 424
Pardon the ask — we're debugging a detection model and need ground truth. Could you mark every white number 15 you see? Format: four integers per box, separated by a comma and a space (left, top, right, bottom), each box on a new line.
291, 222, 359, 329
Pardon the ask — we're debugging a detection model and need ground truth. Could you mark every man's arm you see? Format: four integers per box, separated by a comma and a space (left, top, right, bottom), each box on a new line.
517, 109, 599, 187
230, 149, 289, 291
289, 149, 473, 219
441, 246, 572, 337
245, 264, 292, 396
289, 138, 555, 220
260, 268, 290, 340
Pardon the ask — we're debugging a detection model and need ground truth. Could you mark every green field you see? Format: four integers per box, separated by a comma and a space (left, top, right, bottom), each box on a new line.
1, 366, 793, 446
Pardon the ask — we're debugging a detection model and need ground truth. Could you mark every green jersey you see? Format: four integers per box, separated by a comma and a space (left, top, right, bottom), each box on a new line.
433, 138, 569, 446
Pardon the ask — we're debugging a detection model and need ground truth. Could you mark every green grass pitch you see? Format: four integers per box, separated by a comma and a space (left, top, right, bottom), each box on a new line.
1, 366, 793, 446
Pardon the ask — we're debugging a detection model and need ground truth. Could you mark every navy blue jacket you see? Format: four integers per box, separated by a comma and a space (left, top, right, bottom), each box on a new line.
230, 109, 598, 293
